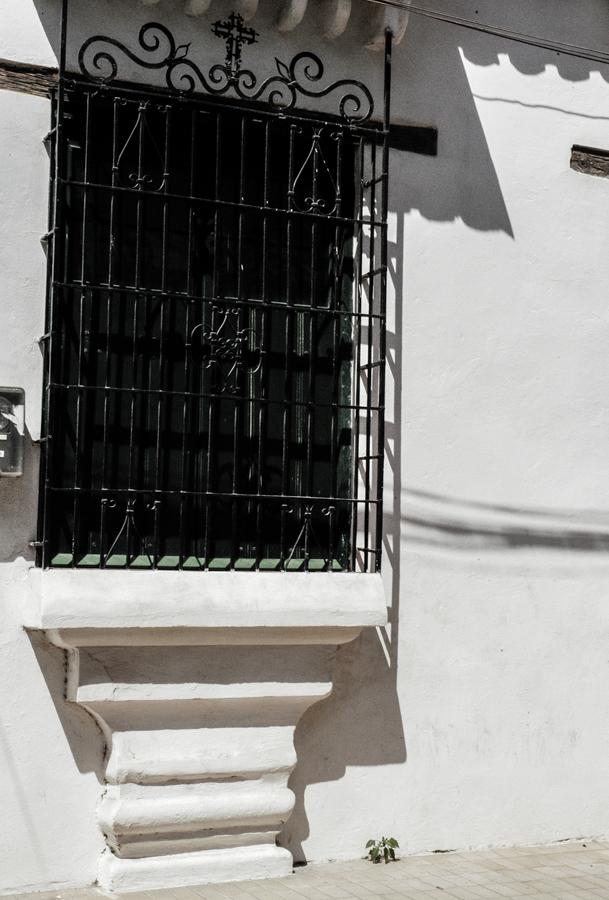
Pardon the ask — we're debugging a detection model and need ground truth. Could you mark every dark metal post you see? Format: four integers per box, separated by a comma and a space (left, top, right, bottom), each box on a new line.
38, 0, 69, 567
375, 27, 393, 572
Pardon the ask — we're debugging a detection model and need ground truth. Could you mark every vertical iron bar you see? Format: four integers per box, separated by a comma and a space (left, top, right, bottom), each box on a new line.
125, 103, 146, 564
351, 135, 365, 572
71, 90, 92, 564
100, 497, 109, 567
374, 28, 392, 572
280, 123, 297, 569
363, 139, 377, 572
151, 105, 172, 568
179, 108, 198, 566
280, 502, 290, 564
101, 98, 120, 502
328, 130, 344, 570
38, 94, 57, 568
152, 499, 161, 564
305, 129, 319, 567
303, 504, 311, 570
202, 110, 222, 566
255, 118, 271, 566
40, 0, 69, 567
231, 113, 247, 564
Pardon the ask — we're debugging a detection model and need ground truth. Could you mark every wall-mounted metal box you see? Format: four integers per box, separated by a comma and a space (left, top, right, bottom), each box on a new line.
0, 388, 25, 477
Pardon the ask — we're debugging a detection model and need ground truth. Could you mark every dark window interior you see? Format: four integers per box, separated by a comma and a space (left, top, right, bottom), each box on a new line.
45, 88, 359, 569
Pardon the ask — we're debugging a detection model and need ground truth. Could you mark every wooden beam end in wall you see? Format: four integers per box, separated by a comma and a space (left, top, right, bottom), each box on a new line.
0, 58, 58, 98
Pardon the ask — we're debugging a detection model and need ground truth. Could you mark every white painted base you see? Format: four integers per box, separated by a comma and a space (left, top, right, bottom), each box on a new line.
98, 844, 292, 893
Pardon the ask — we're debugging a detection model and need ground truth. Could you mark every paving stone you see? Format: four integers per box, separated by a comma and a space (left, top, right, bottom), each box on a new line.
7, 841, 609, 900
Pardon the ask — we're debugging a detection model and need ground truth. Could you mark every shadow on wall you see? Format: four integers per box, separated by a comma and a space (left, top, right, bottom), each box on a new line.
391, 9, 514, 236
278, 202, 408, 863
28, 631, 107, 782
0, 430, 38, 563
278, 629, 406, 862
453, 0, 609, 83
0, 633, 103, 889
395, 0, 609, 236
403, 487, 609, 554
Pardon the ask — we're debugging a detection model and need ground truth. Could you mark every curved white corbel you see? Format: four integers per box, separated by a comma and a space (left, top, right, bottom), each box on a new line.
365, 0, 410, 49
234, 0, 259, 19
31, 570, 386, 894
321, 0, 352, 39
277, 0, 309, 32
184, 0, 212, 16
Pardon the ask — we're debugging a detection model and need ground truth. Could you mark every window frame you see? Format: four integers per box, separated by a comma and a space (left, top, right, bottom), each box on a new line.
38, 27, 392, 574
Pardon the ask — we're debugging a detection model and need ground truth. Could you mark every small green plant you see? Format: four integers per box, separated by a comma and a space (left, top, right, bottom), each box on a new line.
366, 836, 399, 864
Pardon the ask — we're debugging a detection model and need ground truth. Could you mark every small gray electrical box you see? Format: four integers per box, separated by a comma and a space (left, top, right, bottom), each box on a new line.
0, 388, 25, 477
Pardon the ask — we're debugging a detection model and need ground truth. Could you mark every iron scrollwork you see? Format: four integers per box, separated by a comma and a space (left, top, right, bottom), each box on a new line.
190, 306, 262, 394
115, 100, 168, 191
290, 127, 340, 214
78, 14, 374, 122
100, 496, 161, 567
284, 503, 337, 569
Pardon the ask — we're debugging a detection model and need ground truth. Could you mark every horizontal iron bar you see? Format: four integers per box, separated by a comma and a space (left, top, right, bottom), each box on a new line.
48, 383, 381, 413
362, 173, 387, 189
60, 176, 386, 229
47, 486, 380, 504
53, 281, 386, 321
360, 266, 386, 280
63, 74, 385, 137
52, 557, 353, 572
359, 360, 383, 370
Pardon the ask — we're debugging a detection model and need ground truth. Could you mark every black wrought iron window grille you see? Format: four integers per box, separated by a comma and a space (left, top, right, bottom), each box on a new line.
38, 12, 392, 573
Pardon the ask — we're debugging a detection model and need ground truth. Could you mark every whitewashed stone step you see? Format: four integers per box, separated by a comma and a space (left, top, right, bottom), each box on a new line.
99, 779, 295, 837
97, 843, 292, 893
106, 726, 297, 784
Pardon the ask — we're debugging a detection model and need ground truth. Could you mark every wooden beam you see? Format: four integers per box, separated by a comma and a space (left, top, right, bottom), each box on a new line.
390, 124, 438, 157
571, 144, 609, 179
0, 57, 58, 98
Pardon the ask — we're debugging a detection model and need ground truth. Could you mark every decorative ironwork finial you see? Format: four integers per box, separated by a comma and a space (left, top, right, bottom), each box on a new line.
212, 12, 258, 75
78, 20, 374, 121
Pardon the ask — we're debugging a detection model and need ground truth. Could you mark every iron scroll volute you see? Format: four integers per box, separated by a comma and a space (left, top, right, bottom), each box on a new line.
77, 14, 374, 122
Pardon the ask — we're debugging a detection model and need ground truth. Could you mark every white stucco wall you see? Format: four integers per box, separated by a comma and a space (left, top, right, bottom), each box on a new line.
286, 0, 609, 862
0, 86, 104, 893
1, 0, 609, 892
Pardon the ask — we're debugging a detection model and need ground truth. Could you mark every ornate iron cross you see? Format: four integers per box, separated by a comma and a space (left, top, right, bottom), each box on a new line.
212, 12, 258, 75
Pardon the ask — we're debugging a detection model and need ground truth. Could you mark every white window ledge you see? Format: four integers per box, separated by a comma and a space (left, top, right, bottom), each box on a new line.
24, 568, 387, 645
